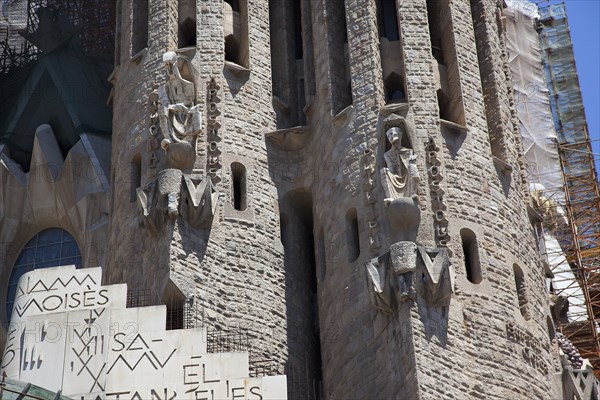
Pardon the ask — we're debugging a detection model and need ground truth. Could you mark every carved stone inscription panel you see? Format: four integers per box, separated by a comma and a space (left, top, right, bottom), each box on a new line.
1, 266, 287, 400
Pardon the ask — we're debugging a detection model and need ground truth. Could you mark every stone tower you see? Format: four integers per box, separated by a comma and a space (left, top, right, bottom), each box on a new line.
107, 0, 291, 383
106, 0, 561, 398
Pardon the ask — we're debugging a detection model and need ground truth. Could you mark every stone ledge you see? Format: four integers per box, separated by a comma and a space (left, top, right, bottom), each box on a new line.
265, 126, 312, 151
380, 101, 409, 116
493, 155, 514, 174
130, 48, 147, 64
224, 60, 251, 78
332, 104, 353, 127
439, 118, 468, 133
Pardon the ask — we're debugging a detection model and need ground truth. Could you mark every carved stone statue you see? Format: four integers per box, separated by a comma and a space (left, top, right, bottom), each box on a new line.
381, 126, 419, 200
380, 125, 421, 242
136, 52, 218, 231
365, 119, 453, 316
158, 51, 202, 171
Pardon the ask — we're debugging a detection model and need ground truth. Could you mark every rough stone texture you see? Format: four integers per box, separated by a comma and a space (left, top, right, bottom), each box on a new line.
9, 0, 565, 398
107, 0, 289, 383
268, 0, 561, 398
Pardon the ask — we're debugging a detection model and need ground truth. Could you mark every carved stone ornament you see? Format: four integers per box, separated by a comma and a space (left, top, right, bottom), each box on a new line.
0, 265, 289, 398
158, 51, 202, 171
366, 241, 418, 315
137, 52, 219, 231
366, 242, 454, 314
381, 127, 420, 201
415, 246, 454, 307
425, 135, 450, 246
380, 119, 421, 243
137, 170, 218, 232
361, 148, 381, 253
206, 78, 222, 184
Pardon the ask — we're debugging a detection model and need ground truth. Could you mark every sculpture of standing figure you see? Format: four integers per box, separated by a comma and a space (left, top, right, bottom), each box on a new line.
380, 125, 421, 243
158, 51, 202, 170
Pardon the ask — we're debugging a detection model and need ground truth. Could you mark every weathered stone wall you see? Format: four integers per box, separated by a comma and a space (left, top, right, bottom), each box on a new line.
269, 0, 560, 398
108, 0, 562, 398
108, 0, 289, 383
107, 0, 173, 292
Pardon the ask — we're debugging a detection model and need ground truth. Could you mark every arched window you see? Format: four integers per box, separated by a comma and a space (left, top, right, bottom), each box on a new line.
6, 228, 82, 319
231, 162, 247, 211
460, 228, 482, 284
224, 0, 249, 67
178, 0, 197, 48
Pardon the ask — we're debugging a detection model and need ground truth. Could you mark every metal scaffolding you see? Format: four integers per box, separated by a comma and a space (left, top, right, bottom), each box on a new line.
536, 2, 600, 377
0, 0, 115, 75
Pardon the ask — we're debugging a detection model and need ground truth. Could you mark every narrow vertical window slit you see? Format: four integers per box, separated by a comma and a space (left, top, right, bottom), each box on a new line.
269, 0, 311, 127
328, 0, 352, 114
470, 0, 506, 160
231, 162, 247, 211
178, 0, 197, 48
224, 0, 249, 67
513, 264, 529, 319
460, 228, 482, 284
130, 154, 141, 203
426, 0, 465, 125
377, 0, 407, 103
132, 0, 149, 56
346, 208, 360, 262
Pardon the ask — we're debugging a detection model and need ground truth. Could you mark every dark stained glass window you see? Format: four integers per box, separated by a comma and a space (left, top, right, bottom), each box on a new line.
6, 228, 81, 320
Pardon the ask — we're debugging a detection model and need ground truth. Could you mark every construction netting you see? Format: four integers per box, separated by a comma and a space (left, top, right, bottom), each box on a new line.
505, 0, 564, 196
505, 0, 586, 321
508, 0, 600, 375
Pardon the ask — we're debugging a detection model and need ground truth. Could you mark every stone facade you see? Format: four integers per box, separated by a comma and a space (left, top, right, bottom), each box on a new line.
107, 0, 290, 383
0, 0, 580, 398
266, 0, 561, 398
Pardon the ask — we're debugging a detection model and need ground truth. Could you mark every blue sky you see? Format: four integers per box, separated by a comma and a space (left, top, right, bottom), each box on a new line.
565, 0, 600, 173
